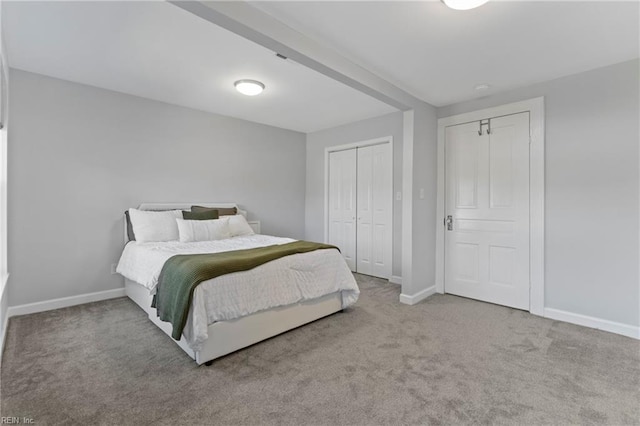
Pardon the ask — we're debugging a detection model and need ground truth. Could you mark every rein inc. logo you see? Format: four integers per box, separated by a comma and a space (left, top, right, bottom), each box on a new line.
1, 418, 34, 424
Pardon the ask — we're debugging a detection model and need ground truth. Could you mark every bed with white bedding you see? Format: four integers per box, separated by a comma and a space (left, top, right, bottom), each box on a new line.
117, 203, 359, 365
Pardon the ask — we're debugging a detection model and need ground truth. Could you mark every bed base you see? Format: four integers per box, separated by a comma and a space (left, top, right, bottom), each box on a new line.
125, 279, 342, 365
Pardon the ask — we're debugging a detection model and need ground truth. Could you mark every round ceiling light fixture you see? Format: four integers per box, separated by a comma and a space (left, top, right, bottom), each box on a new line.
441, 0, 489, 10
234, 79, 265, 96
474, 83, 491, 91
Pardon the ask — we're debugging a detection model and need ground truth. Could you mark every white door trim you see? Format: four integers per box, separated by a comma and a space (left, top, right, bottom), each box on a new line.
324, 136, 394, 270
436, 97, 545, 316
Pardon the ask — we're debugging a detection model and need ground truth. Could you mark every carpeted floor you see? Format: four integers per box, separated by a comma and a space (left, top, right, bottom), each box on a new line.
1, 274, 639, 425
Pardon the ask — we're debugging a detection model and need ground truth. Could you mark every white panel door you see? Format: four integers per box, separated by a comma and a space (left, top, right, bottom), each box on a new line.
444, 113, 530, 310
356, 146, 373, 275
328, 149, 357, 271
356, 143, 392, 279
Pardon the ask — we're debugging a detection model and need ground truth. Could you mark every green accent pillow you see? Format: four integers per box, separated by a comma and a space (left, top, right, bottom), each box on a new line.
191, 205, 237, 216
182, 209, 219, 220
125, 210, 136, 241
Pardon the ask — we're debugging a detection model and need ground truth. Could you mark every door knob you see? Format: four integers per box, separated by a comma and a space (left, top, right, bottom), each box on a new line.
445, 215, 453, 231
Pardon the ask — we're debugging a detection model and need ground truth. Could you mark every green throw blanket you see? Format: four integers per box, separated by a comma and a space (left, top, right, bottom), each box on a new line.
152, 240, 338, 340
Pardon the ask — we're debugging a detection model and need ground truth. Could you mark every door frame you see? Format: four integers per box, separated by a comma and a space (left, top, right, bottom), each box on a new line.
435, 97, 545, 316
324, 136, 394, 274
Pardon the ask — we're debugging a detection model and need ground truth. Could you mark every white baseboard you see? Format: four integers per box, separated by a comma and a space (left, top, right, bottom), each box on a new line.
8, 288, 126, 318
399, 285, 436, 305
389, 275, 402, 285
544, 308, 639, 340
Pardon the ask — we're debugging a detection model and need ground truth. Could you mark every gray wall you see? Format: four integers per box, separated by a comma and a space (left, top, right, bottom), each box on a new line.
305, 112, 403, 277
408, 104, 438, 296
438, 59, 640, 327
8, 69, 306, 306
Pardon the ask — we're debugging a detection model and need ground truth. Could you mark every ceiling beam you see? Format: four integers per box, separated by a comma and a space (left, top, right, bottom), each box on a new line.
169, 1, 429, 111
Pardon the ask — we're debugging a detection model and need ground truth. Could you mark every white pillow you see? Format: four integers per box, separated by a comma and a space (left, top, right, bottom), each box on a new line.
176, 217, 231, 243
226, 214, 255, 237
128, 209, 182, 243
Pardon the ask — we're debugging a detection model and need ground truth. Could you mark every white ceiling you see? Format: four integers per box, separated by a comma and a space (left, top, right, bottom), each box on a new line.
253, 1, 640, 106
5, 1, 638, 132
3, 1, 396, 133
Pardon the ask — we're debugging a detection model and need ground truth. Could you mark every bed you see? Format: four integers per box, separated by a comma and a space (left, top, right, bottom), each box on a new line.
116, 202, 359, 365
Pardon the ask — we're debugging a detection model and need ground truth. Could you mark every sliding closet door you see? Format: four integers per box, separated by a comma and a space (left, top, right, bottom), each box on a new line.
356, 143, 392, 279
328, 149, 357, 271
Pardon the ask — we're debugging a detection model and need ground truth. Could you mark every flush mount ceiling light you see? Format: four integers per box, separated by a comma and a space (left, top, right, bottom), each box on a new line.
474, 83, 491, 91
234, 79, 265, 96
441, 0, 489, 10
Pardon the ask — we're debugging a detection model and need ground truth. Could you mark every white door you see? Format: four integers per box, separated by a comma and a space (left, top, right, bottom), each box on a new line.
328, 149, 357, 271
356, 144, 392, 278
444, 112, 530, 310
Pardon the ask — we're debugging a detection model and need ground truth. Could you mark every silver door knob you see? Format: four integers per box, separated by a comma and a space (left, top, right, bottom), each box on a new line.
445, 215, 453, 231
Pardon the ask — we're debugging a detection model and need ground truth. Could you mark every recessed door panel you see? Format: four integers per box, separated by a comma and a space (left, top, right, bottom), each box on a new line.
455, 131, 479, 209
489, 245, 515, 286
372, 223, 386, 268
342, 221, 356, 266
489, 125, 515, 209
454, 242, 480, 282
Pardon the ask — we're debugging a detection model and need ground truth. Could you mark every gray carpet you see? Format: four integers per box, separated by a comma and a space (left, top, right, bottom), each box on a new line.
2, 274, 639, 425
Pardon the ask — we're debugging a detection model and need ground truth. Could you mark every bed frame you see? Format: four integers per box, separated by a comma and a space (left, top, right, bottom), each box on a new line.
123, 202, 343, 365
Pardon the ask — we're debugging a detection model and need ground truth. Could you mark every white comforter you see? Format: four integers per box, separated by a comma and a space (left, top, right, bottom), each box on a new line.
116, 235, 359, 350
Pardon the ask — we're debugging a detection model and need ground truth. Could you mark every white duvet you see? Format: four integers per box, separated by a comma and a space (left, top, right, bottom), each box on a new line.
116, 235, 359, 350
